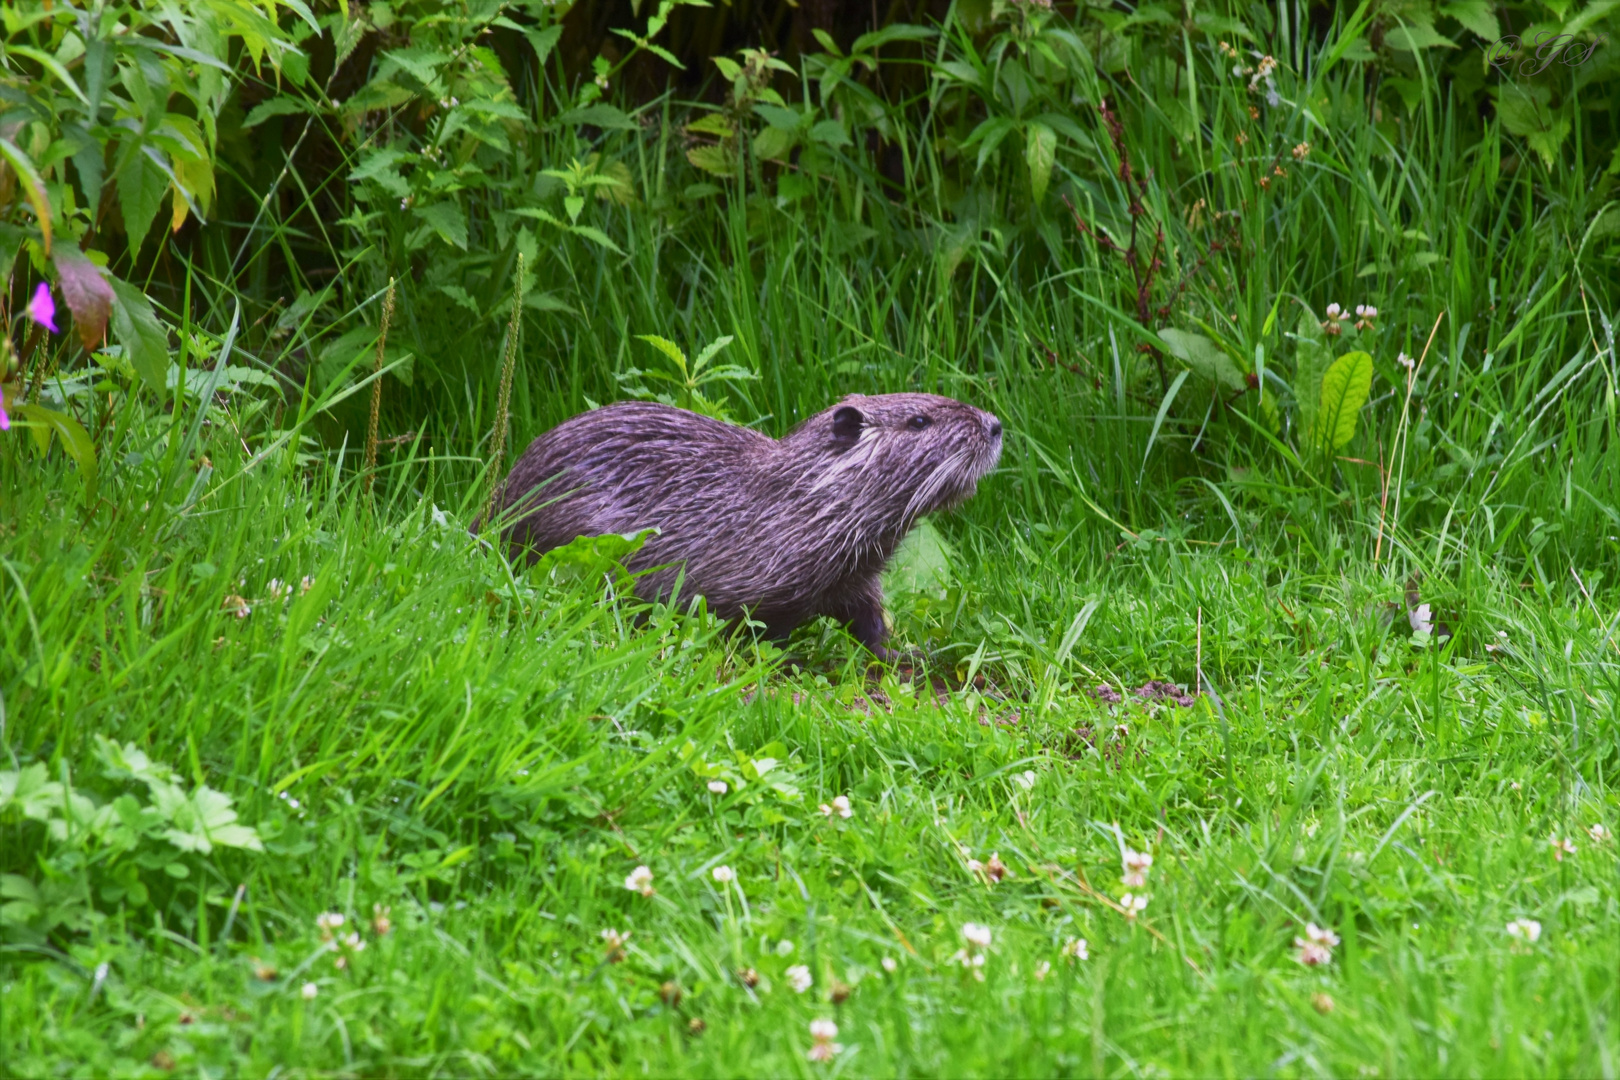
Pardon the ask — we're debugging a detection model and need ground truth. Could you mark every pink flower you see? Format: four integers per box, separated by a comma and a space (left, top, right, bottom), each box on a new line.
0, 382, 9, 432
28, 283, 58, 333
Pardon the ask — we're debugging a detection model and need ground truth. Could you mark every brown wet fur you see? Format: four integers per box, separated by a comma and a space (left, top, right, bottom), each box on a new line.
487, 393, 1003, 658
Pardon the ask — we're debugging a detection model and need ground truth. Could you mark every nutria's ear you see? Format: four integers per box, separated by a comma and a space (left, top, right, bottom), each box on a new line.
831, 405, 864, 442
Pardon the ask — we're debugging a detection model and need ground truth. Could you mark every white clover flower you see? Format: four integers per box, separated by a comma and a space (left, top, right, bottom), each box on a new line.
1295, 940, 1332, 966
1119, 893, 1148, 920
830, 795, 852, 818
881, 956, 898, 973
341, 931, 365, 952
1398, 352, 1415, 369
299, 575, 314, 594
1034, 959, 1052, 981
267, 578, 290, 600
1014, 770, 1036, 790
1325, 302, 1345, 320
600, 927, 631, 959
316, 912, 345, 941
1121, 848, 1153, 888
707, 780, 728, 794
624, 865, 655, 896
1589, 823, 1610, 843
807, 1018, 841, 1061
301, 982, 318, 1000
775, 939, 795, 956
786, 964, 813, 993
711, 865, 736, 884
1303, 923, 1340, 947
1293, 923, 1340, 966
962, 922, 992, 949
1506, 918, 1542, 943
1549, 835, 1577, 861
1062, 937, 1089, 961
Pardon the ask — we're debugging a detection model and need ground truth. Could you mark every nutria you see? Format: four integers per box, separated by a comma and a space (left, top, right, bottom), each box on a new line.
488, 392, 1003, 658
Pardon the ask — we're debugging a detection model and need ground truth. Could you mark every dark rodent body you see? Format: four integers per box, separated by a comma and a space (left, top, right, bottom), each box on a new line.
490, 392, 1002, 656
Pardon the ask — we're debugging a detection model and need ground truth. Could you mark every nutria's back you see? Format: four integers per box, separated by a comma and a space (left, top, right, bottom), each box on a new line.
492, 392, 1003, 655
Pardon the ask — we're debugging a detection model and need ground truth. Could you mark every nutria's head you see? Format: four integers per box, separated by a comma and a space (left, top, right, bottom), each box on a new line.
782, 392, 1003, 530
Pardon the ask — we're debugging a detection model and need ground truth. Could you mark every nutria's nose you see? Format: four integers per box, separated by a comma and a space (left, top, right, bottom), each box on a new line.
987, 416, 1002, 439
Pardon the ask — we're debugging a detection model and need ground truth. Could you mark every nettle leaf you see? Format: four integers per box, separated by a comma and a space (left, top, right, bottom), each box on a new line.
414, 201, 468, 249
118, 147, 168, 260
52, 244, 114, 352
380, 46, 449, 85
686, 144, 736, 177
244, 96, 311, 128
0, 137, 52, 254
1314, 351, 1374, 453
109, 278, 172, 393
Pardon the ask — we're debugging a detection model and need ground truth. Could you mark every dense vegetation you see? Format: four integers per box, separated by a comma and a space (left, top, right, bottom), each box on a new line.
3, 0, 1618, 1074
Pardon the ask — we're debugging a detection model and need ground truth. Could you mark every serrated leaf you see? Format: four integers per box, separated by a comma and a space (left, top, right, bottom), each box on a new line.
109, 278, 172, 393
686, 144, 736, 177
567, 225, 623, 254
525, 26, 563, 66
1025, 121, 1057, 204
555, 104, 637, 130
381, 46, 449, 85
1438, 1, 1499, 40
635, 334, 689, 372
243, 96, 311, 127
414, 201, 468, 249
118, 148, 167, 261
52, 244, 115, 353
1315, 350, 1374, 453
686, 113, 735, 138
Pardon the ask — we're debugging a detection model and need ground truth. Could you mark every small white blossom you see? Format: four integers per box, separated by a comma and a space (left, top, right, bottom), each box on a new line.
1293, 923, 1340, 966
1014, 770, 1036, 790
1119, 893, 1148, 920
881, 956, 898, 973
301, 982, 318, 1000
1062, 937, 1089, 961
1506, 918, 1541, 943
775, 939, 795, 956
711, 865, 736, 884
1549, 835, 1577, 861
786, 964, 813, 993
624, 865, 655, 896
962, 922, 992, 949
1034, 959, 1052, 981
817, 795, 853, 819
807, 1018, 841, 1062
1121, 848, 1153, 888
1589, 823, 1610, 843
707, 780, 728, 794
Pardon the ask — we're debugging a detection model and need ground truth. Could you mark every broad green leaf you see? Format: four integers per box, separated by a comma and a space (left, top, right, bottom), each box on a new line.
524, 26, 563, 66
108, 278, 172, 393
567, 224, 623, 255
555, 104, 637, 130
1385, 20, 1457, 50
1025, 121, 1057, 204
118, 148, 167, 260
1158, 328, 1247, 392
14, 403, 97, 487
810, 119, 851, 148
686, 144, 736, 177
0, 137, 51, 254
1438, 1, 1499, 40
1315, 350, 1374, 453
243, 96, 311, 127
380, 46, 449, 85
414, 201, 468, 249
636, 335, 690, 374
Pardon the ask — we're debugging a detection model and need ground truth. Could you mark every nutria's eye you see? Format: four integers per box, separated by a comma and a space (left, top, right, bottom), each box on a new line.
907, 415, 932, 431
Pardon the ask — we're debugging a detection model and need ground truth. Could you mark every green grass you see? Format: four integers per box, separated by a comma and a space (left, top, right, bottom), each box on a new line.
5, 2, 1620, 1075
3, 403, 1617, 1075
